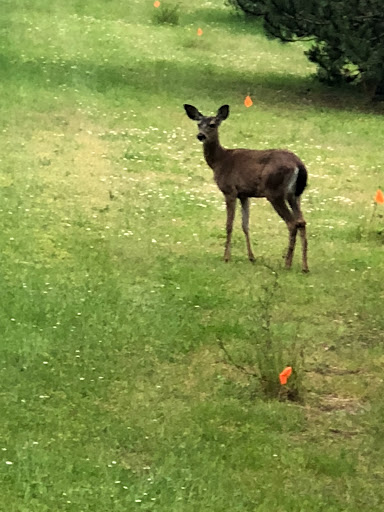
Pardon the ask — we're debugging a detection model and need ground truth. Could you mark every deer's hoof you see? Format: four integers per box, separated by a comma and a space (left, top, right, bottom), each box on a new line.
249, 256, 256, 263
302, 267, 310, 273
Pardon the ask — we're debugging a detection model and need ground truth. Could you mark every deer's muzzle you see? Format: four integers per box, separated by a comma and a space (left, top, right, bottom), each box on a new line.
197, 134, 206, 142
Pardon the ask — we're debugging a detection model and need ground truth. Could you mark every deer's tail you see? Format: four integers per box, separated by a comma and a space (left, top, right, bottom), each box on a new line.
295, 164, 308, 197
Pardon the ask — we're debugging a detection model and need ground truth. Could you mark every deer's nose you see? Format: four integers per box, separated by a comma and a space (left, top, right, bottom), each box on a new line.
197, 133, 206, 141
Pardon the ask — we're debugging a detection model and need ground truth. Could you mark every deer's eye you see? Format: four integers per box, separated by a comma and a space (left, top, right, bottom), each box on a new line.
209, 123, 216, 128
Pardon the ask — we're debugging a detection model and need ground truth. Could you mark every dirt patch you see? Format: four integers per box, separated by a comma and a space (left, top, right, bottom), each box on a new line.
317, 394, 363, 414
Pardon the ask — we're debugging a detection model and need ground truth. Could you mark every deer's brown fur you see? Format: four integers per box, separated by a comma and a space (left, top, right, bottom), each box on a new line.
184, 104, 309, 272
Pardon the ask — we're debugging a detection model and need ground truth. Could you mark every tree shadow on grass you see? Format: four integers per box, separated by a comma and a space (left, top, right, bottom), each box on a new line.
1, 51, 382, 115
181, 8, 266, 37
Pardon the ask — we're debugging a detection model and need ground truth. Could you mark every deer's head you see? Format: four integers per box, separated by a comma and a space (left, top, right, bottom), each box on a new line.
184, 104, 229, 143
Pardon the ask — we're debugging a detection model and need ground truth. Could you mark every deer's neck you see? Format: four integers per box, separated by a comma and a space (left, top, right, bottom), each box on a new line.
203, 136, 226, 171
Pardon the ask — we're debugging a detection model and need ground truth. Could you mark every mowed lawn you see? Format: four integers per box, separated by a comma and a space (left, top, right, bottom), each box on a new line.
1, 1, 384, 510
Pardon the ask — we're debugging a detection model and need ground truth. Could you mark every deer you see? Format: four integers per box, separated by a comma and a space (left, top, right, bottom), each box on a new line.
183, 104, 309, 272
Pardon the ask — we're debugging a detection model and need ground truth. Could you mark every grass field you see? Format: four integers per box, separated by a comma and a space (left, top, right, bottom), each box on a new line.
1, 1, 384, 510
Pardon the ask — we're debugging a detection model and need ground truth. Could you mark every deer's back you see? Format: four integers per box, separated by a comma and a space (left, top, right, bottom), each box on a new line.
213, 148, 304, 199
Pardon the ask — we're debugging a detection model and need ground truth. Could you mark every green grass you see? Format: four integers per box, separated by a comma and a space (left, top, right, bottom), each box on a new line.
1, 0, 384, 510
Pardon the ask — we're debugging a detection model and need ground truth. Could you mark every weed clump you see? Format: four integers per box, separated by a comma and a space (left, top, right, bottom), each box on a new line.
152, 3, 180, 26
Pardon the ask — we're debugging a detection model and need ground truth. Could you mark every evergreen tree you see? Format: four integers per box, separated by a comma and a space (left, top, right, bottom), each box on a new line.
229, 0, 384, 98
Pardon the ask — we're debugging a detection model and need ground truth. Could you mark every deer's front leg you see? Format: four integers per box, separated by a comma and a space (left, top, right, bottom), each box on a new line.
224, 196, 236, 262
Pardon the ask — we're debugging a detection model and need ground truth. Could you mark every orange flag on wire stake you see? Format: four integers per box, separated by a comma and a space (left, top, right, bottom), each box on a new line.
244, 95, 253, 108
279, 366, 292, 385
197, 28, 203, 36
375, 189, 384, 204
154, 1, 160, 7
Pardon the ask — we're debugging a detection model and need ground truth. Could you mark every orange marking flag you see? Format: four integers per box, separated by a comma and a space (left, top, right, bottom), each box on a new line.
244, 95, 253, 108
279, 366, 292, 385
375, 189, 384, 204
154, 1, 160, 7
197, 28, 203, 36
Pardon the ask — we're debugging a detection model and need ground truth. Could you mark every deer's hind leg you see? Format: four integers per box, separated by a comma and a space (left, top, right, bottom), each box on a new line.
240, 197, 255, 262
288, 195, 309, 273
269, 197, 298, 269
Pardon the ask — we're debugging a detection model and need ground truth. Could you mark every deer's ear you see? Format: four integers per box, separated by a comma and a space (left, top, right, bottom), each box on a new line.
217, 105, 229, 121
184, 104, 203, 121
